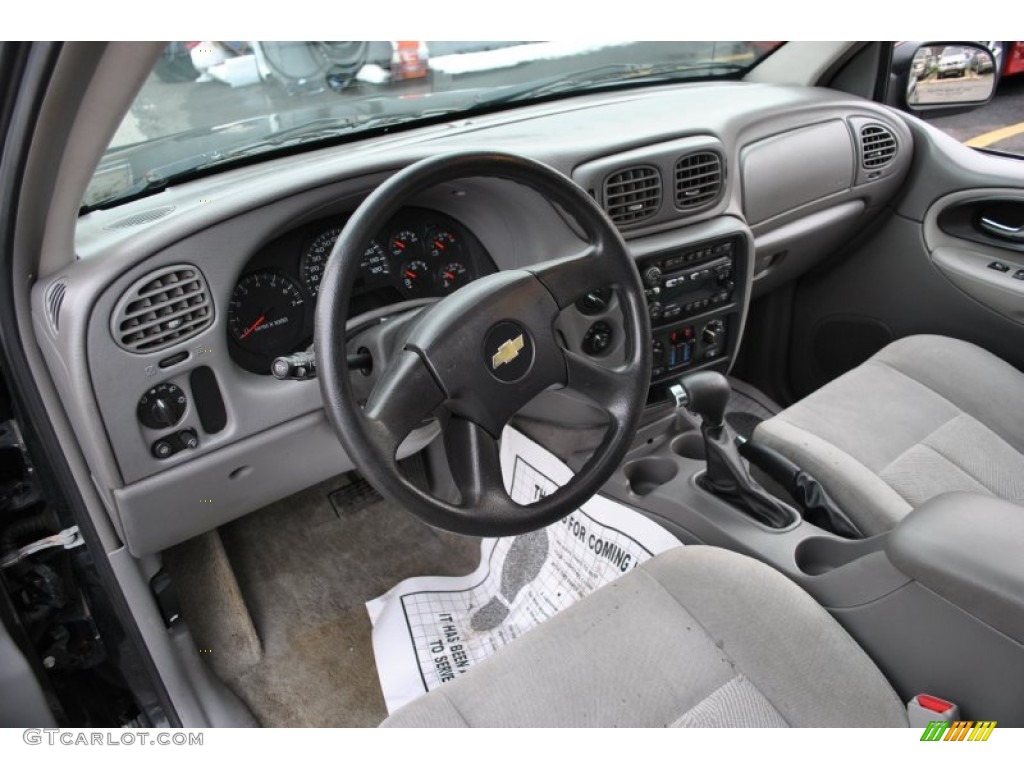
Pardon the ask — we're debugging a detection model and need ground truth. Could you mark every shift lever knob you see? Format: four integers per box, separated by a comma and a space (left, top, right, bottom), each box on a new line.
674, 371, 730, 430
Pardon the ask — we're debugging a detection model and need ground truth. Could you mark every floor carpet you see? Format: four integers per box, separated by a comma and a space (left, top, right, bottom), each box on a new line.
165, 473, 480, 727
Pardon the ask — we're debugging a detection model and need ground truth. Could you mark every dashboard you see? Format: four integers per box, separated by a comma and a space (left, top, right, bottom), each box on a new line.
227, 207, 495, 374
37, 80, 915, 557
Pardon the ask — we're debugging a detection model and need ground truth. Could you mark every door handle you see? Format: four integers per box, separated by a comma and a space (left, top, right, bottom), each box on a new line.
980, 216, 1024, 242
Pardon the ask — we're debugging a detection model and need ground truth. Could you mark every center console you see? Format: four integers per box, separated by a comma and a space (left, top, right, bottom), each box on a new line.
633, 227, 748, 404
597, 400, 1024, 724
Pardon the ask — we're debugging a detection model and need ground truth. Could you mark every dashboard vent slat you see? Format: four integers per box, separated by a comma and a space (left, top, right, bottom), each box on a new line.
860, 124, 897, 168
112, 265, 213, 353
602, 166, 662, 225
674, 151, 724, 210
45, 280, 67, 334
104, 206, 176, 230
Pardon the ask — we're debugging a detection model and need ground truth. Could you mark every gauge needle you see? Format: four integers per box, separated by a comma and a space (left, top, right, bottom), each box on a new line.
444, 271, 455, 280
393, 241, 406, 251
404, 270, 417, 279
240, 314, 266, 340
434, 240, 445, 250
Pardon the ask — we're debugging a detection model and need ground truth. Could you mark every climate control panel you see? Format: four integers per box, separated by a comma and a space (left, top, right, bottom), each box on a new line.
651, 318, 729, 380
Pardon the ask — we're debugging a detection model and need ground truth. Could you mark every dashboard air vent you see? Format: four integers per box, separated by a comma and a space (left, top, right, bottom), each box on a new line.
674, 151, 723, 210
112, 265, 212, 353
45, 280, 67, 334
602, 166, 661, 225
860, 124, 897, 168
104, 205, 176, 230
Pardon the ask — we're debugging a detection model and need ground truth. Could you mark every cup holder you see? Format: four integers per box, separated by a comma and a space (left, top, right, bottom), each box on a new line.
623, 457, 679, 496
671, 431, 706, 461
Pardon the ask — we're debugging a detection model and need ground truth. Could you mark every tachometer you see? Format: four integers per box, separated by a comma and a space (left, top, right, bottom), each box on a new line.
228, 272, 306, 361
301, 227, 341, 296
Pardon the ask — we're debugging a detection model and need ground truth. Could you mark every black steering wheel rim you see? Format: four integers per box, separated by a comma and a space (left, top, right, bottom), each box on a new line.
315, 151, 651, 536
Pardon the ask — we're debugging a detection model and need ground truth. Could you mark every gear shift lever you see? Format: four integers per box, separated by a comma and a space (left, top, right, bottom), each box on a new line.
673, 372, 795, 529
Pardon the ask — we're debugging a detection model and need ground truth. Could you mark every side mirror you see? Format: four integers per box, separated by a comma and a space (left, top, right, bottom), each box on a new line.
889, 42, 997, 117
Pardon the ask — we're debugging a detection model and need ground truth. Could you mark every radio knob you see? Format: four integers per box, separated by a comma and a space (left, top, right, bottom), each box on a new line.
648, 301, 663, 321
643, 266, 663, 288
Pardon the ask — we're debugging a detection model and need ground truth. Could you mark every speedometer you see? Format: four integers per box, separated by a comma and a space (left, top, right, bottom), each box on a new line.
359, 241, 391, 283
301, 227, 341, 296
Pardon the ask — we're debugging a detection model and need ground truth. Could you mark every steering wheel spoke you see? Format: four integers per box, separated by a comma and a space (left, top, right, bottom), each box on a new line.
363, 350, 445, 456
563, 349, 635, 428
529, 244, 620, 310
443, 416, 509, 508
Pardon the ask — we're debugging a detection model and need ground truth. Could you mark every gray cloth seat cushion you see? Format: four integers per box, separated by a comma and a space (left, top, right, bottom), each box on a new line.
381, 546, 907, 727
755, 335, 1024, 536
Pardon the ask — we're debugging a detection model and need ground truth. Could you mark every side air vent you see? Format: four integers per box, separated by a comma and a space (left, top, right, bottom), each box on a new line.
860, 124, 897, 168
112, 265, 212, 353
602, 166, 662, 225
674, 151, 723, 210
45, 280, 67, 334
104, 206, 176, 230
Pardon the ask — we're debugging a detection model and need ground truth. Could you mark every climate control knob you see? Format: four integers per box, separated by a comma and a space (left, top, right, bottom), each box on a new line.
137, 382, 187, 430
702, 320, 725, 346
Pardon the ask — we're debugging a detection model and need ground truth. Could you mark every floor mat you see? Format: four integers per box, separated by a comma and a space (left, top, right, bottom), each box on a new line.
367, 428, 681, 714
725, 377, 782, 440
166, 473, 480, 727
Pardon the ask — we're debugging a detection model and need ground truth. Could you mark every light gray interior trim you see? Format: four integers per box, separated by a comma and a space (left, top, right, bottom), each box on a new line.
921, 188, 1024, 326
24, 53, 921, 648
744, 42, 856, 86
895, 115, 1024, 222
742, 120, 853, 225
113, 410, 438, 557
0, 623, 56, 727
38, 43, 163, 278
833, 580, 1024, 724
751, 200, 865, 296
886, 492, 1024, 645
930, 245, 1024, 324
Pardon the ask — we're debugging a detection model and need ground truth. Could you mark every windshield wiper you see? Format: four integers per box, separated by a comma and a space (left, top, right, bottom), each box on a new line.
473, 60, 750, 109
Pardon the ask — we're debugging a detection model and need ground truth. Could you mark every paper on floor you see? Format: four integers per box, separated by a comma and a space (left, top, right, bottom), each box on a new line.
366, 426, 681, 715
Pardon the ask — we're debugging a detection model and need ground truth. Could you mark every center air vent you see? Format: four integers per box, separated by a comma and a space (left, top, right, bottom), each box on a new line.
860, 124, 897, 168
674, 151, 723, 210
602, 166, 662, 225
112, 265, 212, 354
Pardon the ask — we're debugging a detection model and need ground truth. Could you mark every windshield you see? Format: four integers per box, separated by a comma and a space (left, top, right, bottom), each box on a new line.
84, 41, 783, 209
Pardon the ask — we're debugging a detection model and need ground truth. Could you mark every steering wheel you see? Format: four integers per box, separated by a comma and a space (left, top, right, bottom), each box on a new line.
315, 151, 651, 536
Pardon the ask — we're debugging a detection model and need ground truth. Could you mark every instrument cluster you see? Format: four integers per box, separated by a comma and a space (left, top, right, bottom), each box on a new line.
227, 207, 494, 374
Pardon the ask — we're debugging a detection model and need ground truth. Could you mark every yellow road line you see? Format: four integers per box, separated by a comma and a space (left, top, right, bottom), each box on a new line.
966, 121, 1024, 148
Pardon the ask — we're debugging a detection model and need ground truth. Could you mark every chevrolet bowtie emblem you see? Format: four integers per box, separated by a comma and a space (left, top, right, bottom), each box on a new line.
492, 334, 525, 369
